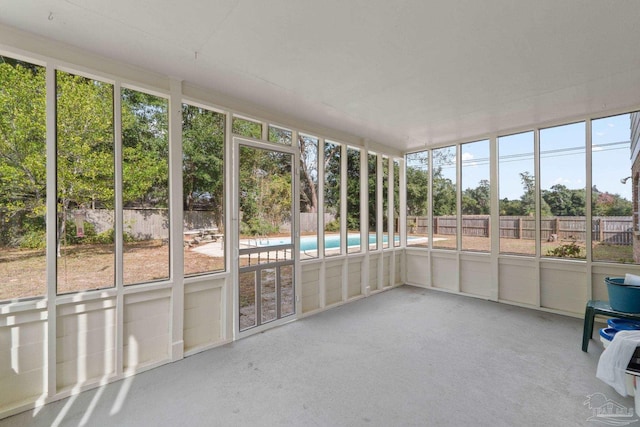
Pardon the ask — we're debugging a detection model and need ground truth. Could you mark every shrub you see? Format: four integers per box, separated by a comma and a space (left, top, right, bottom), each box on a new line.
325, 219, 340, 232
241, 218, 279, 236
546, 241, 584, 258
18, 230, 46, 249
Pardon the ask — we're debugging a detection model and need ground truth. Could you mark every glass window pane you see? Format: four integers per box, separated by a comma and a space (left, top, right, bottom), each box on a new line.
232, 117, 262, 139
238, 146, 292, 245
268, 125, 292, 145
324, 141, 342, 257
592, 113, 634, 263
368, 153, 378, 250
122, 88, 170, 284
540, 122, 586, 259
182, 104, 225, 276
382, 156, 389, 249
432, 146, 457, 250
498, 132, 535, 255
461, 140, 490, 252
299, 134, 318, 259
393, 159, 401, 247
56, 71, 114, 295
347, 147, 361, 253
406, 151, 429, 248
0, 57, 47, 301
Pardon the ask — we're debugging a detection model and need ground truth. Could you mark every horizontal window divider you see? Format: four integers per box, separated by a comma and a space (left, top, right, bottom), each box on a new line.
55, 289, 117, 306
239, 260, 294, 273
183, 273, 229, 288
0, 298, 48, 315
122, 282, 173, 298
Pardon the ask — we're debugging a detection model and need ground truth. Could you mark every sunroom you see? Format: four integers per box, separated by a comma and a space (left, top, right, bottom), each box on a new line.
2, 1, 640, 424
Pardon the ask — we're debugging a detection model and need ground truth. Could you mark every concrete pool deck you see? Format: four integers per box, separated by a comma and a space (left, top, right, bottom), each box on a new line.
190, 236, 438, 259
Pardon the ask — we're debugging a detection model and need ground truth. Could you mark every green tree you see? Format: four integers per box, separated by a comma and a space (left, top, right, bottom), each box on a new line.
56, 72, 115, 254
346, 148, 361, 231
182, 105, 225, 227
239, 147, 292, 235
593, 188, 632, 216
324, 142, 341, 223
299, 135, 318, 214
0, 62, 170, 252
432, 172, 456, 216
0, 60, 46, 247
499, 198, 524, 216
121, 88, 169, 208
368, 153, 377, 233
462, 179, 490, 214
382, 157, 389, 234
432, 148, 456, 216
406, 153, 429, 216
519, 171, 551, 216
542, 184, 585, 216
232, 117, 261, 139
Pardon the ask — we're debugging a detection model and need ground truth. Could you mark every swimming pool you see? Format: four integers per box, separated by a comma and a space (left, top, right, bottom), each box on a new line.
255, 234, 399, 251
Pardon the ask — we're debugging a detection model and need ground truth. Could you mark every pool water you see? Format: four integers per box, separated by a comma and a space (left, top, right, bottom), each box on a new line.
258, 234, 399, 251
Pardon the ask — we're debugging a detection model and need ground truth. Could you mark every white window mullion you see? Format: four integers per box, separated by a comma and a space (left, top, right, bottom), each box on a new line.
399, 158, 407, 284
340, 144, 348, 256
585, 120, 593, 301
317, 138, 325, 258
489, 135, 499, 301
388, 157, 395, 287
168, 78, 184, 361
377, 154, 383, 290
534, 129, 541, 307
45, 64, 57, 400
114, 80, 124, 378
361, 148, 369, 295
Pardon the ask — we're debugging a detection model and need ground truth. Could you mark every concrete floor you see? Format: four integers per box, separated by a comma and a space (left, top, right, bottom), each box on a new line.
0, 285, 631, 426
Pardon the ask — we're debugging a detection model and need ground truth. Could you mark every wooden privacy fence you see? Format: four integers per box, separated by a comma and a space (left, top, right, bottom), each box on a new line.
72, 209, 221, 240
407, 215, 633, 245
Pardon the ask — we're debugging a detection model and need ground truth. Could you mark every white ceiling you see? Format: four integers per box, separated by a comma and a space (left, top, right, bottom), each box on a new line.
1, 0, 640, 152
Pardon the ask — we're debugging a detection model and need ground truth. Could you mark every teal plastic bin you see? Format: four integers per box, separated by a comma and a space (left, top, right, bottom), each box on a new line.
606, 277, 640, 313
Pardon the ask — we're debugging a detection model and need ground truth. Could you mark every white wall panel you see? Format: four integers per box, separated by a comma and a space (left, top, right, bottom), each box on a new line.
499, 259, 537, 305
432, 253, 457, 291
325, 261, 343, 306
56, 298, 116, 390
382, 254, 391, 288
184, 282, 223, 352
348, 259, 362, 298
540, 262, 587, 315
405, 251, 428, 286
395, 253, 402, 286
301, 265, 320, 313
369, 256, 379, 292
123, 291, 170, 371
0, 310, 46, 411
460, 255, 492, 297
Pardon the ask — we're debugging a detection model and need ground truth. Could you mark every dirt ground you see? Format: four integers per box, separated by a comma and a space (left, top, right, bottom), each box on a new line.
1, 235, 634, 301
414, 234, 633, 262
0, 241, 224, 300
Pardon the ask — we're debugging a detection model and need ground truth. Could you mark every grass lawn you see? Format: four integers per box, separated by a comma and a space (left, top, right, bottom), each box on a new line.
0, 241, 224, 301
409, 234, 634, 262
1, 236, 635, 301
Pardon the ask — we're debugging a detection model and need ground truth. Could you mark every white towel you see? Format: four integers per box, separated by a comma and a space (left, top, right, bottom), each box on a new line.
624, 274, 640, 286
597, 330, 640, 396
